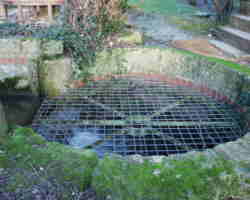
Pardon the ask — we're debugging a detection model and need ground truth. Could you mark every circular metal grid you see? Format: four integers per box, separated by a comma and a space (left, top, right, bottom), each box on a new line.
32, 76, 246, 157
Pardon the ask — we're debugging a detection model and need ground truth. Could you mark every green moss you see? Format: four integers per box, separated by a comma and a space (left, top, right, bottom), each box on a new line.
2, 127, 98, 192
93, 154, 247, 200
118, 30, 144, 45
42, 79, 60, 97
38, 62, 60, 97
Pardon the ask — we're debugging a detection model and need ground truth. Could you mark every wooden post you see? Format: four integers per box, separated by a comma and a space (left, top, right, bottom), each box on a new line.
48, 2, 53, 22
0, 4, 8, 19
36, 5, 40, 13
17, 4, 23, 22
34, 5, 40, 18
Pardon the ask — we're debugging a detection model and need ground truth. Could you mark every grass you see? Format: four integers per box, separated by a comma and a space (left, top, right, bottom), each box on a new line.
169, 15, 218, 34
128, 0, 178, 15
173, 47, 250, 76
127, 0, 218, 35
128, 0, 197, 16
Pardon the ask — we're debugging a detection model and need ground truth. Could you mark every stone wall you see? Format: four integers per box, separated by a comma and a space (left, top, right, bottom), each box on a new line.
0, 38, 72, 125
0, 39, 41, 95
240, 0, 250, 16
239, 76, 250, 128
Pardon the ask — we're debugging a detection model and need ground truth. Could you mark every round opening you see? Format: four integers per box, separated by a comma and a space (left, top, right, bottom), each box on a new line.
32, 75, 247, 157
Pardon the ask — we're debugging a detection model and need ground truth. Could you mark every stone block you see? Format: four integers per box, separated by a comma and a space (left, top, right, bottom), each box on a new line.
22, 39, 42, 58
0, 39, 22, 54
39, 57, 72, 97
0, 39, 41, 95
0, 60, 39, 95
118, 30, 144, 45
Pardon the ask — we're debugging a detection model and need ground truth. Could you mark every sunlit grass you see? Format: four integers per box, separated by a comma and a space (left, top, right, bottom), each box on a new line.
128, 0, 200, 15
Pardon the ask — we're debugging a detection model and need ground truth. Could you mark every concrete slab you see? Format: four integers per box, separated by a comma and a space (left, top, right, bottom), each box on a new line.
217, 26, 250, 53
209, 39, 248, 58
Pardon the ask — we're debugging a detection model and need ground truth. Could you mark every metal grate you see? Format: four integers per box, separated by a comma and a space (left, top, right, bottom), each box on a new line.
32, 76, 246, 157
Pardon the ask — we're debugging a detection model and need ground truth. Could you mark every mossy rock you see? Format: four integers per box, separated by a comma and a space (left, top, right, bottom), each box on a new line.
92, 153, 247, 200
118, 30, 144, 45
39, 57, 72, 97
1, 127, 98, 195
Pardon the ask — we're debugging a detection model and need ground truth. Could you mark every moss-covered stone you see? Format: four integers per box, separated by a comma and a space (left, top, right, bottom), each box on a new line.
92, 153, 245, 200
1, 127, 98, 193
39, 57, 72, 97
118, 30, 144, 45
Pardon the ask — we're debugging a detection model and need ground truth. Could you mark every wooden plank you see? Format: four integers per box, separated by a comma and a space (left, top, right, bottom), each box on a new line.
3, 0, 64, 6
48, 2, 52, 22
17, 4, 23, 22
0, 4, 8, 18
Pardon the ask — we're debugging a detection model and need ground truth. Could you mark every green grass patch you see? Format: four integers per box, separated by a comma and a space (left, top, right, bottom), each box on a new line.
128, 0, 198, 16
169, 15, 218, 34
128, 0, 217, 35
172, 48, 250, 76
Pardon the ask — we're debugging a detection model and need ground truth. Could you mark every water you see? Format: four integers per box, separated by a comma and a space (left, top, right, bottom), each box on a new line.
32, 77, 245, 157
69, 127, 101, 149
0, 92, 40, 125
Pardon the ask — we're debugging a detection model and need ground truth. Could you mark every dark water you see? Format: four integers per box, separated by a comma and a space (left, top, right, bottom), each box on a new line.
0, 92, 41, 125
31, 77, 246, 157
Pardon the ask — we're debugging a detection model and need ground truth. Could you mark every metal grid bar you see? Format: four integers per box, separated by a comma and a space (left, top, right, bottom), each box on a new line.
32, 76, 246, 157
